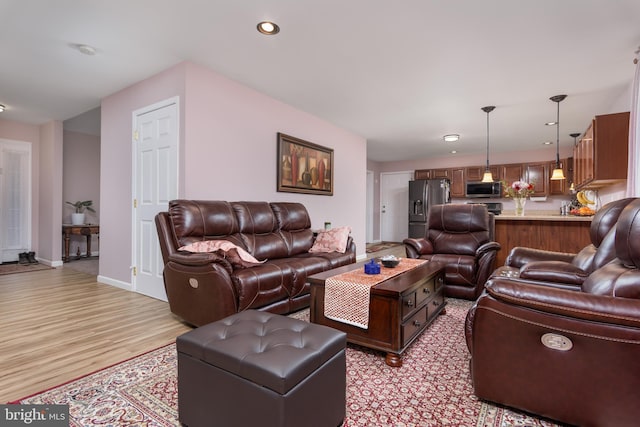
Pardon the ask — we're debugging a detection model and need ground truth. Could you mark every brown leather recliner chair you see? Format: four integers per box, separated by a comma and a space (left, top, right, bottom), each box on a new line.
403, 203, 500, 300
465, 198, 640, 427
492, 197, 636, 289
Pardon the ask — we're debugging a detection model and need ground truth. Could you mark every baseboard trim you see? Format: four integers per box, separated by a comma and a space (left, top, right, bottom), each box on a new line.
98, 275, 133, 292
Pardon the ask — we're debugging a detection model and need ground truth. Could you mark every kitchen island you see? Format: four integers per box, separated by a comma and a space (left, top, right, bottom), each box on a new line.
494, 211, 592, 267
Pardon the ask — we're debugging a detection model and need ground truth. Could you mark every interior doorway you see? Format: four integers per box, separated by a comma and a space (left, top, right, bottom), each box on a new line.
0, 139, 31, 263
380, 171, 412, 243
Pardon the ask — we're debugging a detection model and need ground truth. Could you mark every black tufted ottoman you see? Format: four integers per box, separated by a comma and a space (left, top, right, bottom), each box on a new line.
176, 310, 347, 427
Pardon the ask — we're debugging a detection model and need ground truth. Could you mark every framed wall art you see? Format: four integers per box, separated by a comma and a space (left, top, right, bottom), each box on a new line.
277, 133, 333, 196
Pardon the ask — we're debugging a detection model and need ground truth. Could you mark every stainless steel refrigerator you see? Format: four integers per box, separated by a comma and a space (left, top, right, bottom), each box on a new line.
408, 179, 451, 238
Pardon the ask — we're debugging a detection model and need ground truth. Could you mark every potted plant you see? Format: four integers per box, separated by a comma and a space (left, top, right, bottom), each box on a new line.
66, 200, 95, 225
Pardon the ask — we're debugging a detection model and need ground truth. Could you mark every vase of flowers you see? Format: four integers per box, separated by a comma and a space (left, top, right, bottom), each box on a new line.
501, 181, 534, 216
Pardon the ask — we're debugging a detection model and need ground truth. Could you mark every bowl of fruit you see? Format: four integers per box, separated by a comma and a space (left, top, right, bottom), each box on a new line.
570, 190, 597, 216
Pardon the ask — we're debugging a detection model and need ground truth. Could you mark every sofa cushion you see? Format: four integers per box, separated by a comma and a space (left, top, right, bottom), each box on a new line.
169, 200, 244, 248
271, 202, 314, 256
309, 226, 351, 253
233, 202, 290, 260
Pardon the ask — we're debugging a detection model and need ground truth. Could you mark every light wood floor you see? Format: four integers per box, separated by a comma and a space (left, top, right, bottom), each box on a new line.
0, 267, 192, 403
1, 247, 402, 403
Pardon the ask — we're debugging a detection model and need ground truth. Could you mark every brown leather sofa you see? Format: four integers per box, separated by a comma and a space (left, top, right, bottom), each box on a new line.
492, 198, 636, 289
403, 203, 500, 300
465, 198, 640, 427
155, 200, 356, 326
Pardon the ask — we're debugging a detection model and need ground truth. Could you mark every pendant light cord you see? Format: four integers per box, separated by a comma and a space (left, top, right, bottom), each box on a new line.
556, 100, 560, 166
486, 111, 490, 169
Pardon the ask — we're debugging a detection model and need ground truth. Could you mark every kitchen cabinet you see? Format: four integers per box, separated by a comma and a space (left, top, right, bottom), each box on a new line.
465, 165, 500, 182
573, 112, 629, 189
428, 168, 465, 197
450, 168, 465, 197
500, 164, 524, 186
414, 169, 430, 180
524, 162, 548, 196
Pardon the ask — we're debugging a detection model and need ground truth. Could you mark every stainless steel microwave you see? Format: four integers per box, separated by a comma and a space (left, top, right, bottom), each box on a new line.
465, 181, 502, 198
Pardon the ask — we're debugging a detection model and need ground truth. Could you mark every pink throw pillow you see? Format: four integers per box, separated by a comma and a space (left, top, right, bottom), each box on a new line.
179, 240, 262, 264
309, 226, 351, 253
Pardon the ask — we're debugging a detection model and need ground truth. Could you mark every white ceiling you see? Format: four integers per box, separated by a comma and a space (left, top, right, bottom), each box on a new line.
1, 0, 639, 162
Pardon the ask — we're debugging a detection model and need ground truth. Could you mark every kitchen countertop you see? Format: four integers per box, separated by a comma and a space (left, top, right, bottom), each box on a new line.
495, 211, 593, 221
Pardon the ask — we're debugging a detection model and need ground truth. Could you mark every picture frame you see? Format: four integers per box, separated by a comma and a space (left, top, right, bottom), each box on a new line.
277, 133, 334, 196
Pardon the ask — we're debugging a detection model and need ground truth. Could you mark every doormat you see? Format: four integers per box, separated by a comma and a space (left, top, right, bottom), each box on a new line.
0, 262, 53, 275
365, 241, 402, 253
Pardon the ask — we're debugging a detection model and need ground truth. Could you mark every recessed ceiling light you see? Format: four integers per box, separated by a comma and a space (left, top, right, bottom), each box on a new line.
257, 21, 280, 35
450, 150, 457, 154
545, 121, 557, 126
443, 134, 459, 142
0, 104, 5, 113
543, 141, 553, 145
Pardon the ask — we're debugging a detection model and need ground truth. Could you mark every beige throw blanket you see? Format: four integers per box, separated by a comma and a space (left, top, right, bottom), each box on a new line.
324, 258, 426, 329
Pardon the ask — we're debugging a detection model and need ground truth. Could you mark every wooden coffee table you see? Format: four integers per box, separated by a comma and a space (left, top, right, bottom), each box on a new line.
309, 259, 446, 367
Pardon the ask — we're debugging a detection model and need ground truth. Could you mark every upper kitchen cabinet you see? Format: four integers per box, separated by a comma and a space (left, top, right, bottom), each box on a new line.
430, 168, 465, 197
524, 162, 549, 196
414, 169, 431, 180
573, 112, 629, 190
500, 163, 524, 185
465, 165, 501, 182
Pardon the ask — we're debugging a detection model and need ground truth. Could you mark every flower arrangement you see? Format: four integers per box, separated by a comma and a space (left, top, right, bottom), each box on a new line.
501, 180, 534, 199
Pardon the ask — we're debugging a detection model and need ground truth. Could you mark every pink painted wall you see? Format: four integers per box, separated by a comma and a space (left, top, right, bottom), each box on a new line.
183, 62, 366, 232
38, 121, 64, 263
100, 61, 366, 285
63, 130, 101, 255
101, 64, 187, 285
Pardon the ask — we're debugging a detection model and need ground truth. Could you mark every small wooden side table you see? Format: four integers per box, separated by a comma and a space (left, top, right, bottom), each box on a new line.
62, 224, 100, 262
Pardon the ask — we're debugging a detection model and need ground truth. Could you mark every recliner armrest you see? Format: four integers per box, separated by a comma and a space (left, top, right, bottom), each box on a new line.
485, 278, 640, 328
169, 251, 234, 273
403, 237, 433, 257
518, 260, 588, 285
476, 241, 501, 257
505, 246, 576, 268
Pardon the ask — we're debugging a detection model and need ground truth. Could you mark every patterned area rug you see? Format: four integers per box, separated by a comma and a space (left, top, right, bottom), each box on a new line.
14, 299, 562, 426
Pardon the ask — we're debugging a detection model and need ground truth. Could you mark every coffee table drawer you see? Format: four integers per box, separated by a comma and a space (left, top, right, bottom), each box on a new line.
428, 293, 445, 317
402, 305, 428, 346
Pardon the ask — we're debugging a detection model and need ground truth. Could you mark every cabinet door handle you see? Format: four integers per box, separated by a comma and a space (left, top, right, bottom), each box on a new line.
433, 300, 440, 307
406, 300, 414, 307
413, 320, 422, 327
422, 288, 430, 294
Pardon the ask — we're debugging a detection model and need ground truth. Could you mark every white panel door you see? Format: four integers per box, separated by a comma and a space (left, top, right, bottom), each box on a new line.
133, 98, 179, 301
380, 171, 412, 243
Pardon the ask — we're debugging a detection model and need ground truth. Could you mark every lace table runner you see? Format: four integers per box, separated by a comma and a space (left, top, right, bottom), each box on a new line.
324, 258, 426, 329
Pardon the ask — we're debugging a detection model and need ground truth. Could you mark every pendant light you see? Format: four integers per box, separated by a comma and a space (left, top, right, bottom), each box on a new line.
550, 94, 567, 180
481, 106, 495, 182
